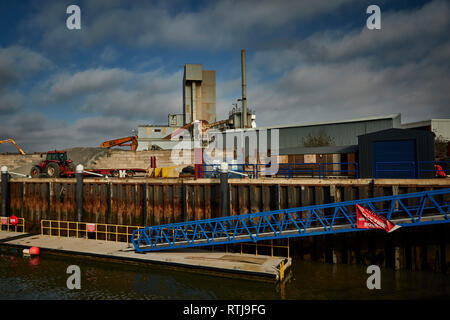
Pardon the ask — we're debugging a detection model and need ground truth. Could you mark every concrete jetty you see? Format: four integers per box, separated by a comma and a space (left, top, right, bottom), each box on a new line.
0, 231, 290, 282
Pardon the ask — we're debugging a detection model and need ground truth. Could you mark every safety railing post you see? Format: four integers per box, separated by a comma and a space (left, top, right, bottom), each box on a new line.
319, 163, 323, 179
375, 163, 378, 179
287, 238, 290, 259
1, 166, 9, 218
271, 240, 273, 257
220, 162, 230, 217
414, 162, 417, 179
356, 162, 359, 179
76, 164, 84, 223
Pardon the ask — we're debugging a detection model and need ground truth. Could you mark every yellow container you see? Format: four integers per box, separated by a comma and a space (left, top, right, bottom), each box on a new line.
154, 167, 162, 177
161, 167, 179, 178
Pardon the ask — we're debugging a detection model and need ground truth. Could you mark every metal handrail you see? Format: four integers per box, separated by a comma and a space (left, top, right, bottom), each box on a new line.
40, 220, 144, 243
202, 163, 255, 178
375, 161, 416, 179
321, 162, 359, 179
418, 161, 450, 178
0, 217, 25, 233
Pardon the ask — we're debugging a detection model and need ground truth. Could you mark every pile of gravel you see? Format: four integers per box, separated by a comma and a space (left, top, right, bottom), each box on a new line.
65, 147, 111, 167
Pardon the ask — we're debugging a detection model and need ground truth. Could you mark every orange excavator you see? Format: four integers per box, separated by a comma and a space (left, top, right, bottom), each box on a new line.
100, 136, 138, 151
0, 139, 26, 155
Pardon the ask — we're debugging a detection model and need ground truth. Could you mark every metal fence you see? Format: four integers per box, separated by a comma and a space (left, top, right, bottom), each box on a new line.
1, 217, 25, 233
201, 163, 257, 178
202, 162, 359, 179
375, 161, 450, 179
418, 161, 450, 178
41, 220, 145, 243
375, 161, 416, 179
201, 161, 447, 179
321, 162, 359, 179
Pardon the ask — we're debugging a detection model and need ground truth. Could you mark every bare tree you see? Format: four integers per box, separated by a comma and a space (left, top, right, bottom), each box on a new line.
303, 131, 334, 147
435, 135, 449, 161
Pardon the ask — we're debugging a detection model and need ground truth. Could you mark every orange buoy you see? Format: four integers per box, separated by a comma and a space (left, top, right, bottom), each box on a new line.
29, 246, 40, 255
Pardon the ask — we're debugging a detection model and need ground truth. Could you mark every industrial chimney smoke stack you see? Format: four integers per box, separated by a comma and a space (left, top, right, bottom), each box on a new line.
241, 50, 247, 128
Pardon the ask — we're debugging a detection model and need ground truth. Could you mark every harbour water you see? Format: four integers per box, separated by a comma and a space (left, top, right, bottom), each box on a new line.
0, 247, 448, 299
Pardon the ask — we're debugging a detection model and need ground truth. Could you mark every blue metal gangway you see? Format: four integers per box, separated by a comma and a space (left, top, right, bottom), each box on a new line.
131, 188, 450, 253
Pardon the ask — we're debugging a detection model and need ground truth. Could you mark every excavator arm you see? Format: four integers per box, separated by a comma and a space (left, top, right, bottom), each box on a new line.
163, 119, 230, 140
0, 139, 26, 155
100, 136, 138, 151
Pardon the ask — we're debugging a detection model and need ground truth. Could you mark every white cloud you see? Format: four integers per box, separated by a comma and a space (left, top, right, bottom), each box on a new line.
0, 111, 140, 152
0, 45, 52, 90
0, 91, 23, 115
44, 68, 131, 102
243, 0, 450, 126
24, 0, 358, 50
36, 66, 183, 122
3, 0, 449, 153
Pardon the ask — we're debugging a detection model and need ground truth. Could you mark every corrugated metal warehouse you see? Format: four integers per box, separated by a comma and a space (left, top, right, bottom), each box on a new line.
259, 113, 402, 149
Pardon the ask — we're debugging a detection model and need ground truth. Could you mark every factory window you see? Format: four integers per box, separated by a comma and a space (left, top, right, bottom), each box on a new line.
154, 129, 161, 133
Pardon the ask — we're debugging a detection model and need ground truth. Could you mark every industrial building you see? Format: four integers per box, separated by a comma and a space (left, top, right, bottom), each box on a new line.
137, 53, 255, 151
133, 51, 448, 180
137, 63, 218, 151
401, 119, 450, 140
182, 64, 216, 125
212, 114, 400, 162
262, 113, 402, 150
358, 128, 435, 178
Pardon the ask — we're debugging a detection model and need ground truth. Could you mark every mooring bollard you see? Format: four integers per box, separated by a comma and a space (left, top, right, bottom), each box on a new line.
220, 162, 230, 217
1, 166, 9, 217
76, 164, 83, 222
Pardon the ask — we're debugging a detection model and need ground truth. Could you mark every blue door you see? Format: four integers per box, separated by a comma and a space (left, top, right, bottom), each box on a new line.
373, 140, 416, 178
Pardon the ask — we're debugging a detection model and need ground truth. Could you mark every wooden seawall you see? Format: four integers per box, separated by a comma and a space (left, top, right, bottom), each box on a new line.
2, 177, 450, 273
3, 177, 449, 233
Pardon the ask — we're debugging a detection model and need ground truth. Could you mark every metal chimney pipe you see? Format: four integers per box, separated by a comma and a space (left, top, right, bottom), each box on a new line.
241, 50, 247, 128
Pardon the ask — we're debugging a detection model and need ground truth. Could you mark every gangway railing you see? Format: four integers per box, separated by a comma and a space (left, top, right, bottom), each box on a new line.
132, 188, 450, 253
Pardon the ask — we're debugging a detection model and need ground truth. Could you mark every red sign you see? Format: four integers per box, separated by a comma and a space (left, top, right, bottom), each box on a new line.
1, 217, 8, 225
9, 215, 19, 226
86, 223, 96, 232
356, 204, 400, 233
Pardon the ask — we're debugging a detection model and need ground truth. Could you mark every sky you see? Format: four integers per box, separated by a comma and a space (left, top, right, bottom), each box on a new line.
0, 0, 449, 152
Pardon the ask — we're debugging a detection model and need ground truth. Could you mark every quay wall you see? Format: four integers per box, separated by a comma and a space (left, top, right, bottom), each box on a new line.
2, 177, 450, 272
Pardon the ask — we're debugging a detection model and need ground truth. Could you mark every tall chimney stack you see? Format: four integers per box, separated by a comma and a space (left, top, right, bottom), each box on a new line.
241, 50, 247, 128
